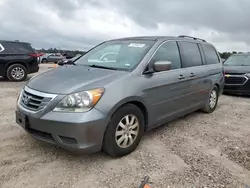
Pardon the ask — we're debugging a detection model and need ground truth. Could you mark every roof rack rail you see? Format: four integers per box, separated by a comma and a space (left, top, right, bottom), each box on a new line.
178, 35, 206, 42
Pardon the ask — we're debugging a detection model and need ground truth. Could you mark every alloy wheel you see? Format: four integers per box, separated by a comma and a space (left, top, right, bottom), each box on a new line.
11, 67, 25, 80
115, 114, 140, 148
209, 90, 217, 108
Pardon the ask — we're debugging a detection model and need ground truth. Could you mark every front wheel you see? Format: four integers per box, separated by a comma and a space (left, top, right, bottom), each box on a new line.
103, 104, 145, 157
201, 85, 219, 113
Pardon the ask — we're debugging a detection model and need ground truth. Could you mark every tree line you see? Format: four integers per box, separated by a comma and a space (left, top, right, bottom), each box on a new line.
36, 48, 87, 56
219, 51, 250, 60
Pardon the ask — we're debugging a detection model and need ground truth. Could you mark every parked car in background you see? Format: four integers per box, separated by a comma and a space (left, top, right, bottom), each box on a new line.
40, 53, 64, 63
223, 53, 250, 95
16, 35, 224, 157
57, 55, 81, 66
63, 53, 75, 59
0, 40, 40, 81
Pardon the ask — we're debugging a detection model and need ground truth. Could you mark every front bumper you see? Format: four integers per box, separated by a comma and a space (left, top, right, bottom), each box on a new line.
16, 98, 109, 154
224, 86, 250, 95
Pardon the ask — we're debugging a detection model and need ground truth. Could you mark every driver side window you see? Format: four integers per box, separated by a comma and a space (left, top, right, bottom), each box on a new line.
151, 41, 181, 70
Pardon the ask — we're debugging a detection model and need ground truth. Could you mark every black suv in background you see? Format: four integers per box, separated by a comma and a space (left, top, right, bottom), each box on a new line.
223, 53, 250, 95
0, 40, 40, 81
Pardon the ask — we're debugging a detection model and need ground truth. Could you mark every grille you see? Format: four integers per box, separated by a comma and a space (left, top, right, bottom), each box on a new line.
20, 89, 52, 111
225, 76, 247, 85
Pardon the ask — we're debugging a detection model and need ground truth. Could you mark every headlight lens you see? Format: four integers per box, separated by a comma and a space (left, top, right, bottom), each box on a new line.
53, 88, 104, 112
245, 73, 250, 78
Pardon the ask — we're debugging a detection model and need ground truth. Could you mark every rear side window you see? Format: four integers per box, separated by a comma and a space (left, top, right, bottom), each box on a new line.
178, 42, 202, 68
202, 44, 220, 64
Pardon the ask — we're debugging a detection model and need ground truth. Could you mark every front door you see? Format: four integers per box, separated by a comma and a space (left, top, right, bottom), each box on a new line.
142, 41, 194, 127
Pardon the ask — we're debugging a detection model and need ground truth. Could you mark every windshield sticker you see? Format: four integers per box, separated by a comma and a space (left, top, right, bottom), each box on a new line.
125, 63, 131, 67
128, 43, 145, 48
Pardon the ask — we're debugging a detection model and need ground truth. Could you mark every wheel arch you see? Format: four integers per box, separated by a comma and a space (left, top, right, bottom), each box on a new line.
107, 97, 149, 131
6, 61, 29, 71
214, 82, 222, 95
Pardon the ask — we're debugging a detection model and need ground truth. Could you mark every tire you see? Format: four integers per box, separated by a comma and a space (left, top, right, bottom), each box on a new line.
6, 64, 27, 82
201, 85, 219, 113
103, 104, 145, 157
42, 58, 47, 63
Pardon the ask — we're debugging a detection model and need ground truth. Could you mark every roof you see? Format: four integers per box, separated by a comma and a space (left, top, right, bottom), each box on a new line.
0, 40, 30, 44
109, 35, 208, 44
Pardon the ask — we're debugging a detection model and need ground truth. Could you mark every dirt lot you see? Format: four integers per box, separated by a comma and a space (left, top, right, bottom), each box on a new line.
0, 64, 250, 188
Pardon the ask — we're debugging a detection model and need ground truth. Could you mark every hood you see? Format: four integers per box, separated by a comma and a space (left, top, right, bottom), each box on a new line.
223, 65, 250, 74
27, 65, 128, 94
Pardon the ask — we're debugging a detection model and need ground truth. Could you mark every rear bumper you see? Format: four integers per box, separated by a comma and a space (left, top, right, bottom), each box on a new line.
29, 63, 39, 74
16, 106, 109, 154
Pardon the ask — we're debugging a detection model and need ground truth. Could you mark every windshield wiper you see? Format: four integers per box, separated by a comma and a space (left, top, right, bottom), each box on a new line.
88, 65, 118, 70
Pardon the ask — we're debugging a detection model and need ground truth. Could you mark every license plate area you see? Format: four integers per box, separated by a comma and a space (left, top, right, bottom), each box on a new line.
16, 111, 29, 129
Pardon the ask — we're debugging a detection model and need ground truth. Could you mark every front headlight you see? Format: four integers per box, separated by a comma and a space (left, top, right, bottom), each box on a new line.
245, 73, 250, 78
53, 88, 105, 112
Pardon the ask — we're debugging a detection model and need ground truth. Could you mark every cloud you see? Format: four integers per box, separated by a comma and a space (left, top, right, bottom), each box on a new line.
0, 0, 250, 52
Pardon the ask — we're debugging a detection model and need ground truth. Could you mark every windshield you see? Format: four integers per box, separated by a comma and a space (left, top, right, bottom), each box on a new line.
224, 55, 250, 66
75, 40, 155, 71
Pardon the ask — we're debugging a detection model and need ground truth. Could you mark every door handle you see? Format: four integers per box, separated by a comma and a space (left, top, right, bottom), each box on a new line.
178, 75, 185, 80
190, 73, 196, 77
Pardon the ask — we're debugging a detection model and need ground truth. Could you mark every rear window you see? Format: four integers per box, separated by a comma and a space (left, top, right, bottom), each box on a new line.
0, 41, 34, 54
202, 44, 220, 64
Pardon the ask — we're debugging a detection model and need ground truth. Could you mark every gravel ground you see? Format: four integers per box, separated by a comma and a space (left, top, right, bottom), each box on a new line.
0, 64, 250, 188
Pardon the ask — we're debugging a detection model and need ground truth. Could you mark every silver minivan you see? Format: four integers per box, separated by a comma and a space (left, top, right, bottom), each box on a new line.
16, 35, 225, 157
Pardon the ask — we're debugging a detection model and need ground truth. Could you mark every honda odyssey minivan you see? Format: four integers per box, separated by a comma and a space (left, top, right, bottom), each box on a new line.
16, 35, 224, 157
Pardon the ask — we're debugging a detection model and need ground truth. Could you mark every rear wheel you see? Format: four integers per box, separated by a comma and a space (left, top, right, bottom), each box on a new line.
201, 85, 219, 113
42, 58, 47, 63
6, 64, 27, 81
103, 104, 145, 157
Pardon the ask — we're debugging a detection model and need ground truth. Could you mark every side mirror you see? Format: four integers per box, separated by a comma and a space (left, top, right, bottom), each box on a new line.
153, 61, 172, 72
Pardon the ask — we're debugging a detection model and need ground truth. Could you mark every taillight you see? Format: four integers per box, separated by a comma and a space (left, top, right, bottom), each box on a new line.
29, 53, 39, 57
29, 53, 44, 57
